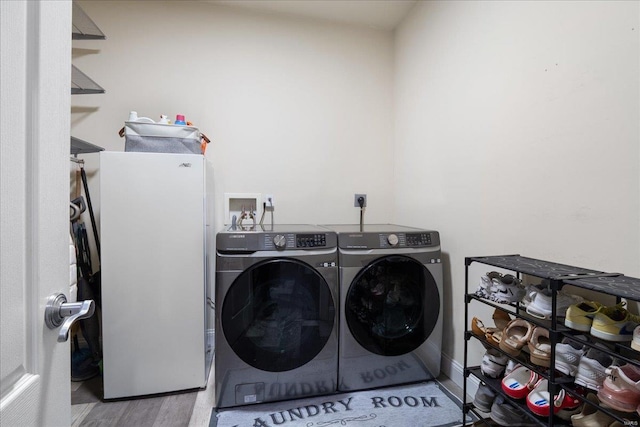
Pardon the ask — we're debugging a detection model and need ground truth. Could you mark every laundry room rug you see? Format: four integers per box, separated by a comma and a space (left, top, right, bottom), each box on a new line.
210, 381, 471, 427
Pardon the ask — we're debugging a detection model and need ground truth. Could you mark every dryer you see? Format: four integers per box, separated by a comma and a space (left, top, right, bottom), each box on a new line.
324, 224, 443, 392
215, 225, 339, 408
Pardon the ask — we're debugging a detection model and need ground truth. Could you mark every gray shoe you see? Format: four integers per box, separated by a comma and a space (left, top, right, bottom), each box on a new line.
473, 382, 495, 413
490, 395, 538, 427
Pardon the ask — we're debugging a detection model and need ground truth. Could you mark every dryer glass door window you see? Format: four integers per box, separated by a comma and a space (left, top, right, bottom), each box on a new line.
345, 255, 440, 356
222, 258, 335, 372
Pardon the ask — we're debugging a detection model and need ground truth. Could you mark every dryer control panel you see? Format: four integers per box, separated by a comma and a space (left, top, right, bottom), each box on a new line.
338, 231, 440, 250
379, 232, 433, 248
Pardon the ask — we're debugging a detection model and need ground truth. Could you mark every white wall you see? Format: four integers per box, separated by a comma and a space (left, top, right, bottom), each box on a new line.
394, 0, 640, 375
71, 0, 640, 387
71, 1, 394, 238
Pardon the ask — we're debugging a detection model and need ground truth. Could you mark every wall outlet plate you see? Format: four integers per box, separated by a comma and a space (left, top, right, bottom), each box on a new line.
354, 194, 367, 207
264, 194, 275, 210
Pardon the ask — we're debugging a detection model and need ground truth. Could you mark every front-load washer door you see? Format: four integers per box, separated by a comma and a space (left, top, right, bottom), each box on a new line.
345, 255, 440, 356
222, 258, 335, 372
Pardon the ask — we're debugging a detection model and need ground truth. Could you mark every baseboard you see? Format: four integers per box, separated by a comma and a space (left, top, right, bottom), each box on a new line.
441, 352, 480, 401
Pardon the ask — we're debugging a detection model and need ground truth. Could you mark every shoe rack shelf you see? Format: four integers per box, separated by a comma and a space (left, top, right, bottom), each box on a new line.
463, 254, 640, 427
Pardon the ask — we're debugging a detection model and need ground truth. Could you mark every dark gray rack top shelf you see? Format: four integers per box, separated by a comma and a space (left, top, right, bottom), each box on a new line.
469, 254, 640, 301
563, 275, 640, 302
71, 65, 104, 95
72, 2, 105, 40
467, 255, 605, 280
71, 136, 104, 155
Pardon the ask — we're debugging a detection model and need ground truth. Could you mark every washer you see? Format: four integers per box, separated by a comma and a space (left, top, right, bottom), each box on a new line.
324, 224, 443, 392
215, 225, 339, 408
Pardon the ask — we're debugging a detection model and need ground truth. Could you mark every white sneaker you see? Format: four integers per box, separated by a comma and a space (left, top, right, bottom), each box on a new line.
574, 347, 614, 390
633, 325, 640, 352
555, 337, 586, 376
481, 349, 509, 378
520, 283, 546, 307
525, 289, 583, 320
476, 271, 501, 299
490, 274, 525, 304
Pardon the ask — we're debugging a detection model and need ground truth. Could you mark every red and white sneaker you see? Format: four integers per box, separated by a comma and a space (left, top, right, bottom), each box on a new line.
526, 378, 581, 417
501, 364, 539, 399
597, 364, 640, 413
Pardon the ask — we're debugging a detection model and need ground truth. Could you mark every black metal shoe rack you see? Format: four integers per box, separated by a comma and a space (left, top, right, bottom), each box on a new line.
462, 255, 640, 427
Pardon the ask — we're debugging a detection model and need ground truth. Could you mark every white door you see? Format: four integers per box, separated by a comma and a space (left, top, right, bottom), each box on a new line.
0, 1, 73, 426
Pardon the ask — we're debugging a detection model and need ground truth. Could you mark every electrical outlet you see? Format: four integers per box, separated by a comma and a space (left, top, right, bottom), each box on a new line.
265, 194, 275, 211
354, 194, 367, 208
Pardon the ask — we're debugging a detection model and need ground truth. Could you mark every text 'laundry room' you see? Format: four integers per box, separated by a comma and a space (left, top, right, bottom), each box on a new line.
1, 1, 638, 427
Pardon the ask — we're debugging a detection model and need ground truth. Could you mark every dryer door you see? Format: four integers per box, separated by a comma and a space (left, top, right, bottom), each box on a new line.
345, 255, 440, 356
222, 258, 335, 372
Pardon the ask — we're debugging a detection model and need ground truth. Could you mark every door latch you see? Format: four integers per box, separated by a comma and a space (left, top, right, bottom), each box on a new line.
45, 293, 95, 342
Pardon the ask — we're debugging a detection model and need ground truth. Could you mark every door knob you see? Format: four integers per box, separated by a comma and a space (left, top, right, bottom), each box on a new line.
45, 292, 95, 342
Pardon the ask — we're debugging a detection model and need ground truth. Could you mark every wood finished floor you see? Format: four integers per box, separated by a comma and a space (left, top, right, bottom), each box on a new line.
71, 373, 465, 427
71, 372, 215, 427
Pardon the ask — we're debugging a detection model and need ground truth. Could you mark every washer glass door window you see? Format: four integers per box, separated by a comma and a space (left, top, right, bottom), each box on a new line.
345, 255, 440, 356
222, 258, 335, 372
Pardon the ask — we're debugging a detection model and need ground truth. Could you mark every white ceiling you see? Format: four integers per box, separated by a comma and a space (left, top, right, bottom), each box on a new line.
207, 0, 418, 30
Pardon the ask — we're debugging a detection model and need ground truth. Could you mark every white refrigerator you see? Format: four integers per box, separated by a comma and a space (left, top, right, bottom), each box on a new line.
100, 151, 214, 399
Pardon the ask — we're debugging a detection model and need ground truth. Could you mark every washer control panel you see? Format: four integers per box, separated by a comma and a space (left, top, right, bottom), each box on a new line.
296, 233, 327, 248
262, 233, 332, 250
217, 226, 337, 252
406, 232, 432, 247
